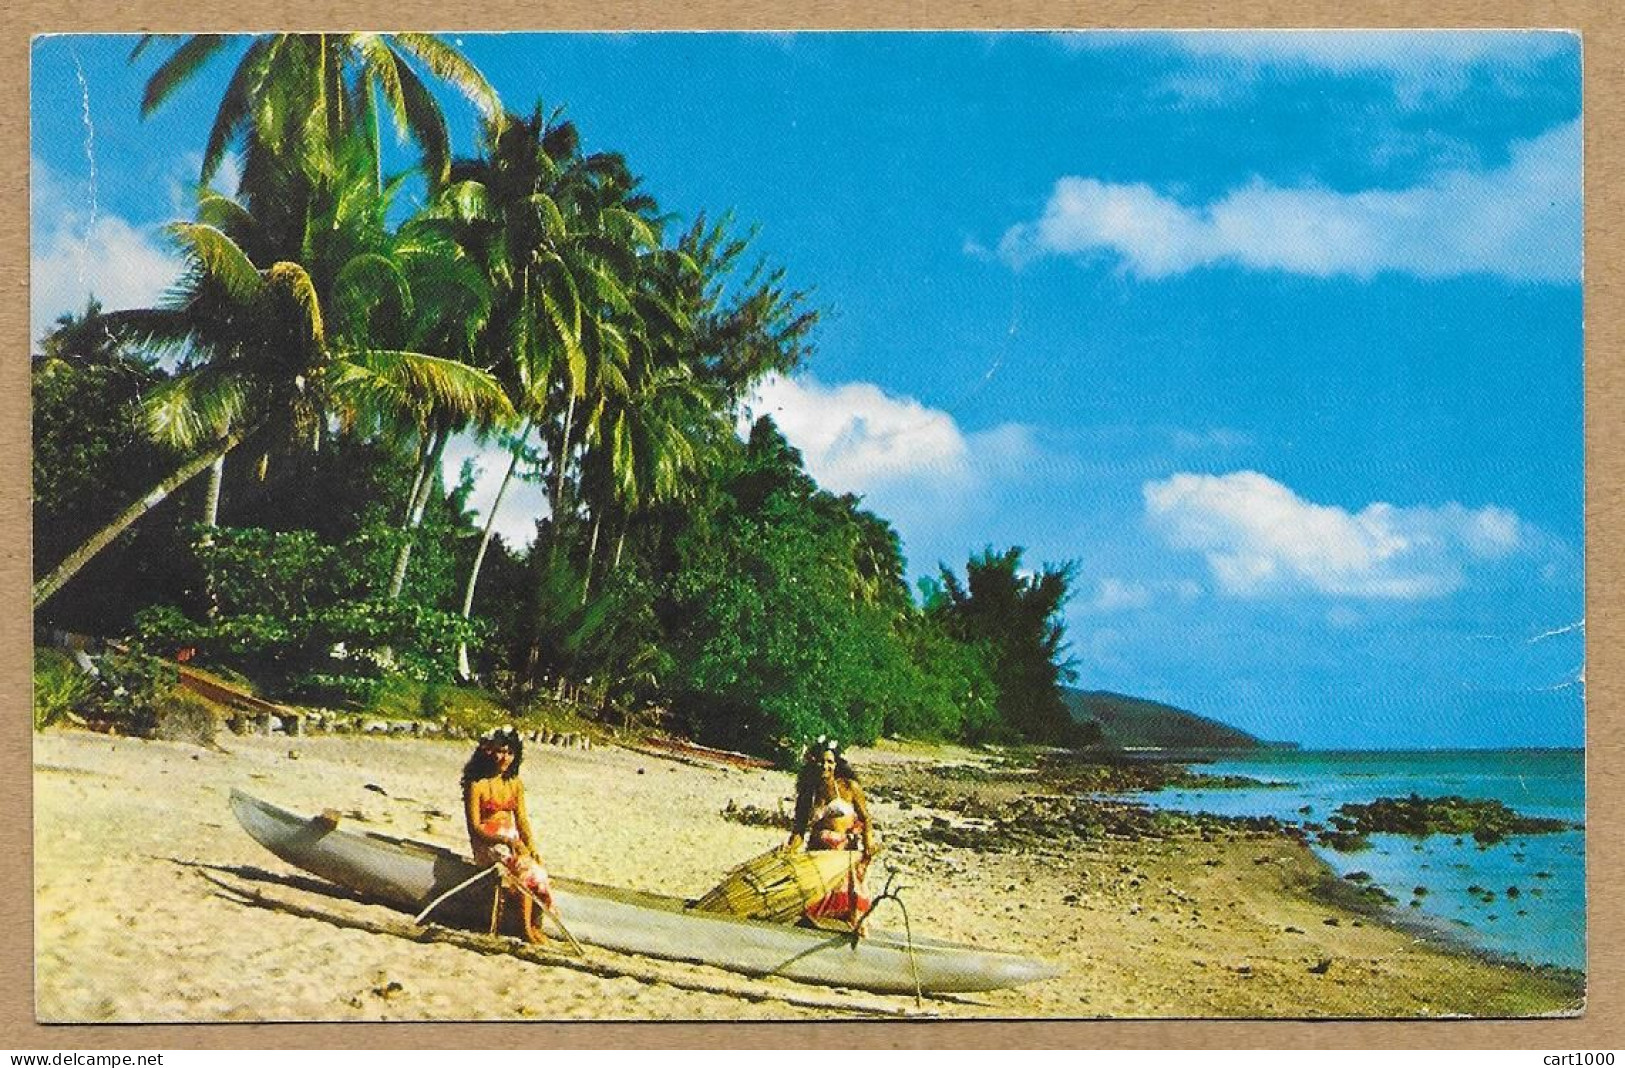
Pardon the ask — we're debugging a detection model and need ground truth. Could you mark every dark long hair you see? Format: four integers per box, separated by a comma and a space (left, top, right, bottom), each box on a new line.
461, 727, 525, 788
792, 741, 859, 831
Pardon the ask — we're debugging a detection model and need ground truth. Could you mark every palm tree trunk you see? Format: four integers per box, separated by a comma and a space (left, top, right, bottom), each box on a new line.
456, 419, 529, 678
199, 452, 227, 620
580, 510, 602, 605
403, 430, 433, 525
201, 454, 225, 529
34, 433, 242, 610
552, 391, 576, 516
387, 426, 449, 600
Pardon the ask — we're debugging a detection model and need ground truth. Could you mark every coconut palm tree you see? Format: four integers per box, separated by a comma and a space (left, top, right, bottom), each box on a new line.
429, 108, 671, 671
33, 201, 512, 609
132, 33, 500, 192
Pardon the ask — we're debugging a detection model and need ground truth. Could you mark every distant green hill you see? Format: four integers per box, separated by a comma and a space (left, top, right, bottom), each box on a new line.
1062, 689, 1269, 750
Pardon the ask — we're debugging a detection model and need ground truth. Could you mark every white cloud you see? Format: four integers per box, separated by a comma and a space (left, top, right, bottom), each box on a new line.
1143, 470, 1526, 599
744, 373, 1033, 496
1063, 30, 1574, 105
31, 157, 182, 346
999, 119, 1580, 283
1082, 576, 1203, 614
1158, 30, 1569, 76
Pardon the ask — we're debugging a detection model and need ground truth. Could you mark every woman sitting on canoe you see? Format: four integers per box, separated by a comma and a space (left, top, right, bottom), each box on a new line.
462, 727, 552, 943
787, 737, 875, 925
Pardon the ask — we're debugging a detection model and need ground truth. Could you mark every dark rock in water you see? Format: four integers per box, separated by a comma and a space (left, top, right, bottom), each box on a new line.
1317, 829, 1371, 852
1328, 794, 1573, 844
1413, 885, 1428, 897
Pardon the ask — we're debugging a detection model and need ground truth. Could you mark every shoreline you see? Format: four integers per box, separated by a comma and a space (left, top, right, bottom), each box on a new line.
32, 727, 1584, 1021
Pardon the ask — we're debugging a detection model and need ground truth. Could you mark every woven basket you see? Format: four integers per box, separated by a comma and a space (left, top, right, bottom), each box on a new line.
691, 847, 859, 922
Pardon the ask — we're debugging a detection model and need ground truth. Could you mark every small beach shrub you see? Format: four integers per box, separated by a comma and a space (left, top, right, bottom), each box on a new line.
33, 649, 93, 730
153, 688, 221, 746
84, 652, 179, 736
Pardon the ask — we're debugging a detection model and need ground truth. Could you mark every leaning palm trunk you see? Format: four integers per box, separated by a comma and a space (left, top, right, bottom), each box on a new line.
387, 427, 449, 600
401, 431, 433, 525
552, 391, 576, 518
198, 452, 227, 619
201, 454, 225, 529
33, 432, 242, 610
580, 510, 603, 605
456, 419, 530, 678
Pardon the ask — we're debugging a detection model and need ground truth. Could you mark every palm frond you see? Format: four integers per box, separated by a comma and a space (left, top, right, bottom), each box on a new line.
167, 222, 264, 303
128, 34, 182, 62
437, 179, 496, 224
98, 307, 200, 359
142, 365, 256, 449
194, 192, 258, 239
583, 260, 634, 316
526, 192, 568, 240
334, 252, 414, 341
332, 348, 516, 427
602, 206, 659, 251
388, 33, 502, 122
390, 51, 452, 186
139, 34, 231, 116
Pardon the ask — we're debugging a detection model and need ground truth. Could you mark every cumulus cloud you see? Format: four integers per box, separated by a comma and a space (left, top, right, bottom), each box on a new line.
1156, 30, 1570, 83
1081, 576, 1203, 614
1143, 470, 1525, 599
745, 373, 1033, 495
999, 119, 1580, 283
1063, 30, 1574, 105
31, 157, 182, 346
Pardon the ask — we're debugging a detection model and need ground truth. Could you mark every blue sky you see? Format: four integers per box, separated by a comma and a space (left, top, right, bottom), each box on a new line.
30, 31, 1584, 748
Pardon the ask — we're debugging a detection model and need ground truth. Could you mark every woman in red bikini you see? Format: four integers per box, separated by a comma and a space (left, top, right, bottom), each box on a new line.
462, 727, 552, 943
786, 737, 876, 926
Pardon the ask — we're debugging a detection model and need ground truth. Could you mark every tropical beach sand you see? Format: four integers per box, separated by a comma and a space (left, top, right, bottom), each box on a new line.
32, 728, 1583, 1022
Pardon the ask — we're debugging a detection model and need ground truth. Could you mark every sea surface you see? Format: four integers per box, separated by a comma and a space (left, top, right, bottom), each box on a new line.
1118, 749, 1585, 970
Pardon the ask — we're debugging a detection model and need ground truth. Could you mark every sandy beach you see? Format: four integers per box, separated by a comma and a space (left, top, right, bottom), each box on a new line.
32, 727, 1583, 1023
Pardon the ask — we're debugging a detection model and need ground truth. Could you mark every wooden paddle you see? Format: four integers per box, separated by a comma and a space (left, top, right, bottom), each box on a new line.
412, 863, 500, 924
503, 872, 585, 956
414, 861, 584, 956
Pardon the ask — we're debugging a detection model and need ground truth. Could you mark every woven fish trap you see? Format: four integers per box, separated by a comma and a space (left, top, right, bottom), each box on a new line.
691, 847, 858, 922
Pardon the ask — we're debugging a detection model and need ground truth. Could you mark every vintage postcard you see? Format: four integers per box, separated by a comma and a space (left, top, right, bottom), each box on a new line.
28, 31, 1584, 1023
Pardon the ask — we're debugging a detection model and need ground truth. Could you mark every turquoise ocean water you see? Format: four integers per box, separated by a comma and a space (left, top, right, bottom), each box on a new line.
1119, 749, 1585, 970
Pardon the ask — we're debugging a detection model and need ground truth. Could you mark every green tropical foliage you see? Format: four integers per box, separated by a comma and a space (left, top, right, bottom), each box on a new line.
928, 547, 1087, 745
33, 40, 1092, 754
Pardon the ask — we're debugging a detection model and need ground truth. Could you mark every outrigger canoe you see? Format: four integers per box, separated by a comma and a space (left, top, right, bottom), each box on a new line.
230, 790, 1060, 996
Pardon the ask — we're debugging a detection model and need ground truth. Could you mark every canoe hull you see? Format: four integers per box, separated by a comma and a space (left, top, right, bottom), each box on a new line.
229, 790, 1060, 996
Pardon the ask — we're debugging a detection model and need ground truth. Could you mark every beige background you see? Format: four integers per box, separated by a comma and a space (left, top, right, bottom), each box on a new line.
3, 3, 1617, 1050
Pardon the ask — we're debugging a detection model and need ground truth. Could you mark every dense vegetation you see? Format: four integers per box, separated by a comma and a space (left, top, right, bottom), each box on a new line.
33, 34, 1093, 757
